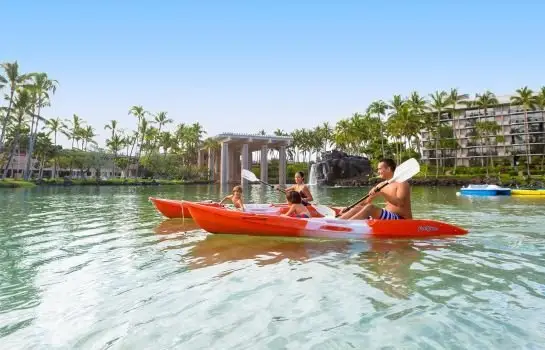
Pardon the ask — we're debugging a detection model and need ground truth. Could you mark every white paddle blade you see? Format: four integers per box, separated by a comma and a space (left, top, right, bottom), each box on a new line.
313, 205, 336, 218
241, 169, 259, 182
391, 158, 420, 183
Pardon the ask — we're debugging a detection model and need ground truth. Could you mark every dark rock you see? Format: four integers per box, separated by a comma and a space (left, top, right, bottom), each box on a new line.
314, 150, 372, 186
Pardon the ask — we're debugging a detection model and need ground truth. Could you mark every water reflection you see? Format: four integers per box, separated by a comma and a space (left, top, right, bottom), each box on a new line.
152, 217, 442, 301
185, 234, 352, 269
153, 219, 201, 235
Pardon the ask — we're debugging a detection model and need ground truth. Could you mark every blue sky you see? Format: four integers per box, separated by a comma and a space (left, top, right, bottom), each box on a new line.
3, 0, 545, 147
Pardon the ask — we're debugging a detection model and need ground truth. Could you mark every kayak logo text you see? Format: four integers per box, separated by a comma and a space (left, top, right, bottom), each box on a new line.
418, 225, 439, 232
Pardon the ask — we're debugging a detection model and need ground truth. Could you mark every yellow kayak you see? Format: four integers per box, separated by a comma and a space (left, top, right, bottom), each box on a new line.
511, 189, 545, 196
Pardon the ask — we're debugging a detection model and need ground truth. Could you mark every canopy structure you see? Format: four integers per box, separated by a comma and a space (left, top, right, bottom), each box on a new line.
198, 132, 293, 186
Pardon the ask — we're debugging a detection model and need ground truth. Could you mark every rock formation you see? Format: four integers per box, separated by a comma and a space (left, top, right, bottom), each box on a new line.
313, 150, 372, 186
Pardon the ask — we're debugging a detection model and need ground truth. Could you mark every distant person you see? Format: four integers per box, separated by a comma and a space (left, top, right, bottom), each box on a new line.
220, 185, 245, 211
277, 171, 314, 205
339, 158, 412, 220
283, 191, 311, 218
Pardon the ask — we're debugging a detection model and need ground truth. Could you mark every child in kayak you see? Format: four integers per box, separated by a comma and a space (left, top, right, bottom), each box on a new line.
283, 190, 311, 218
220, 185, 245, 211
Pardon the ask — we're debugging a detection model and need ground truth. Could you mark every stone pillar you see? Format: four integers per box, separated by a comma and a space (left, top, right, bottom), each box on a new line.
207, 148, 215, 181
197, 149, 203, 168
215, 150, 220, 180
228, 147, 237, 184
241, 143, 249, 187
260, 145, 268, 183
279, 145, 286, 186
220, 142, 229, 186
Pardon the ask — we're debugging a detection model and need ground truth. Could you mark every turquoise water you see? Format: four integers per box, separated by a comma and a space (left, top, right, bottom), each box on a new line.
1, 185, 545, 349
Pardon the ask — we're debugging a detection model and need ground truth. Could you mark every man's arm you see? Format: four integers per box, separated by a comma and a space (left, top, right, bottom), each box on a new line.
379, 182, 409, 207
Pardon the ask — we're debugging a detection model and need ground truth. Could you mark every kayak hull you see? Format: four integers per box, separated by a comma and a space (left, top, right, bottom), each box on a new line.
183, 201, 469, 239
511, 189, 545, 196
149, 197, 341, 219
459, 184, 511, 196
149, 197, 222, 218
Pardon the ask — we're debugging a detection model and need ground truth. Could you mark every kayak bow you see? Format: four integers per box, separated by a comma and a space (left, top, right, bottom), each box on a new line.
182, 201, 468, 239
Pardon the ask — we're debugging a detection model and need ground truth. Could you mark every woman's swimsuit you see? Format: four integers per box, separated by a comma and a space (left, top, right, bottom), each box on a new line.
298, 188, 310, 206
291, 213, 310, 218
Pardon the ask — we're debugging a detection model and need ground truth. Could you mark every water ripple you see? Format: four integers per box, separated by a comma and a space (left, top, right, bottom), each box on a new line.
1, 186, 545, 349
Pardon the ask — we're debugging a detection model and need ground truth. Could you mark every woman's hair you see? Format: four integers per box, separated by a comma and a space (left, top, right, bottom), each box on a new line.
295, 171, 305, 179
286, 190, 302, 204
232, 185, 242, 193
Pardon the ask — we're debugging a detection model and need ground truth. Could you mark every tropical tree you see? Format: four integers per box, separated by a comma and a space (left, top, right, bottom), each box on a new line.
447, 88, 469, 173
44, 117, 62, 178
23, 72, 59, 180
428, 90, 450, 177
536, 86, 545, 170
367, 100, 388, 158
104, 120, 118, 141
0, 62, 30, 152
407, 91, 428, 154
2, 88, 32, 179
128, 105, 147, 176
510, 86, 538, 177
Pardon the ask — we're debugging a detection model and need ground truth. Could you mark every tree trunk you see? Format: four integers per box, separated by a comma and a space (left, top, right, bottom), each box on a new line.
2, 133, 19, 179
24, 104, 42, 180
0, 90, 15, 152
435, 112, 440, 178
524, 110, 531, 177
39, 158, 45, 178
125, 139, 137, 178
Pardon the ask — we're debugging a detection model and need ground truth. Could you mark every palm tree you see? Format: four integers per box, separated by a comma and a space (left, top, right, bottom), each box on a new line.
447, 88, 469, 173
475, 121, 503, 176
510, 86, 538, 177
2, 88, 32, 179
106, 133, 124, 178
104, 120, 118, 140
128, 105, 147, 177
407, 91, 428, 155
367, 100, 388, 158
24, 72, 58, 180
536, 86, 545, 170
473, 91, 499, 167
152, 111, 173, 152
80, 125, 97, 151
428, 90, 450, 177
44, 117, 62, 178
0, 62, 30, 152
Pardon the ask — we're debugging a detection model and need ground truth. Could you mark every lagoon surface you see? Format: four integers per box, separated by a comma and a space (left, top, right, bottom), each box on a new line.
1, 185, 545, 349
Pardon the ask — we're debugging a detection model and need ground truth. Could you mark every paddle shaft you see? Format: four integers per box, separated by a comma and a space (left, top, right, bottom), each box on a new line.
336, 181, 391, 217
256, 179, 286, 194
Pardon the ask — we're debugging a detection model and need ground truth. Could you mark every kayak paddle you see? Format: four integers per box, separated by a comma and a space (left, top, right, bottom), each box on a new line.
241, 169, 336, 217
336, 158, 420, 217
242, 169, 283, 192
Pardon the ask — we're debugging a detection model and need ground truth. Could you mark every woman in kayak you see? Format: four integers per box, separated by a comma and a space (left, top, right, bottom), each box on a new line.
220, 185, 245, 211
283, 191, 311, 218
277, 171, 314, 205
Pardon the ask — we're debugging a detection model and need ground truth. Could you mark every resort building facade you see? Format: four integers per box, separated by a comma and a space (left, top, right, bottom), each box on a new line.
421, 95, 545, 167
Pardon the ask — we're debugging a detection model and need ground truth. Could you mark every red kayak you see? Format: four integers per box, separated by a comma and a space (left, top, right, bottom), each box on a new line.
149, 197, 223, 218
182, 200, 469, 239
149, 197, 341, 219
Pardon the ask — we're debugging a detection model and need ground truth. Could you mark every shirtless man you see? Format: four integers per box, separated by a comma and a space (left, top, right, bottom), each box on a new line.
339, 158, 412, 220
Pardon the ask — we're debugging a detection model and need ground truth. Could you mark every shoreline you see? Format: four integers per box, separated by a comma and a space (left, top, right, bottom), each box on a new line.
329, 175, 545, 188
2, 175, 544, 189
0, 178, 213, 188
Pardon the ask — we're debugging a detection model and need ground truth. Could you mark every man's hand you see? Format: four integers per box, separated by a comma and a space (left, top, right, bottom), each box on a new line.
375, 181, 388, 191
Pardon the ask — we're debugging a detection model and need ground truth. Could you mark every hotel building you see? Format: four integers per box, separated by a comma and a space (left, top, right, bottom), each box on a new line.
421, 95, 545, 166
